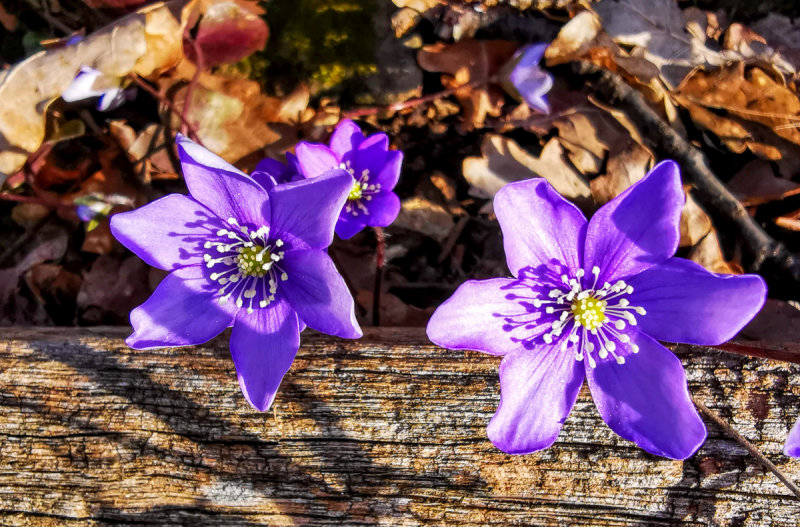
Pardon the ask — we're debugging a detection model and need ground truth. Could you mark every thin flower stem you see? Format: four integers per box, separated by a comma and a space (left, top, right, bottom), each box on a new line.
712, 341, 800, 365
342, 80, 488, 119
182, 31, 204, 138
0, 192, 66, 209
126, 74, 204, 146
372, 227, 385, 326
693, 397, 800, 499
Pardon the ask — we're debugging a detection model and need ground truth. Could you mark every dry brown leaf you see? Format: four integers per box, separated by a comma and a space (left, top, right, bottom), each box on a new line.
686, 230, 739, 274
679, 193, 713, 248
182, 0, 268, 68
393, 196, 456, 243
545, 10, 660, 84
751, 14, 800, 73
77, 255, 154, 324
109, 121, 175, 182
462, 134, 592, 206
0, 3, 18, 32
740, 299, 800, 342
593, 0, 726, 88
0, 0, 189, 180
727, 160, 800, 205
417, 40, 517, 128
589, 140, 653, 203
163, 65, 285, 166
675, 64, 800, 176
392, 0, 440, 12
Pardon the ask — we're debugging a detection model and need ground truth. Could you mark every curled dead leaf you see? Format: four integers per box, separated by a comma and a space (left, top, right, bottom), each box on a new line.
462, 134, 592, 208
417, 39, 517, 128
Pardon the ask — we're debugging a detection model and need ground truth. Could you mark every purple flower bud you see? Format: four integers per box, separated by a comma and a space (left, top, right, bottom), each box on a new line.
508, 43, 553, 114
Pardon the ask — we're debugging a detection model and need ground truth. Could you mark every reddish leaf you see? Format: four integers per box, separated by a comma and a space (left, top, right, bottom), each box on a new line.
184, 1, 268, 67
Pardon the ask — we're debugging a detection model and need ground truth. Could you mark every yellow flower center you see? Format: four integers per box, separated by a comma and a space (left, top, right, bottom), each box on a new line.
348, 180, 363, 201
236, 245, 271, 277
571, 296, 607, 331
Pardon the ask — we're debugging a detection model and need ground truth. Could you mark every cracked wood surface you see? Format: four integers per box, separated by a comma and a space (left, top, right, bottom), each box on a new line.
1, 327, 799, 526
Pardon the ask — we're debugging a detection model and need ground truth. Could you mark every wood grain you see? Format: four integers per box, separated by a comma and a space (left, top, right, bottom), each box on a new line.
1, 327, 799, 526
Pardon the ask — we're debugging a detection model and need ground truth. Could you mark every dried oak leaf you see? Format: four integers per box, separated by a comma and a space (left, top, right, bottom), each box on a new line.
545, 10, 660, 85
674, 63, 800, 177
462, 134, 592, 208
417, 39, 518, 128
593, 0, 726, 88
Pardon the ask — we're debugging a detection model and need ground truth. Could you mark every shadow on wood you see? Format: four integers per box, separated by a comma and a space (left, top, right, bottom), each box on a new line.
0, 327, 798, 525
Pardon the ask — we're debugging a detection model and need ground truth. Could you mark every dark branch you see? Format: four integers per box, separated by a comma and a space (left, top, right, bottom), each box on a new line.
573, 61, 800, 297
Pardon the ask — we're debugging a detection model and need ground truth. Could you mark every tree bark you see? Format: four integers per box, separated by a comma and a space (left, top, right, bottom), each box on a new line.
1, 327, 799, 526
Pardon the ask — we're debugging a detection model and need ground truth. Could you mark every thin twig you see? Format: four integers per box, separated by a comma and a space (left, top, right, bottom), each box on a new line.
372, 227, 386, 326
126, 74, 204, 146
181, 31, 204, 137
693, 397, 800, 499
572, 61, 800, 297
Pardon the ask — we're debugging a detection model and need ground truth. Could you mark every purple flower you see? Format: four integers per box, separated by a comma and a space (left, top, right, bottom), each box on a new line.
785, 420, 800, 457
508, 43, 553, 114
294, 119, 402, 239
426, 161, 766, 459
110, 135, 362, 411
62, 66, 135, 112
251, 153, 303, 189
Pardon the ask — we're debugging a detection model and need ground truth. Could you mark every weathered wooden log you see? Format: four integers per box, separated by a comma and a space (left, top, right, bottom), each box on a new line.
1, 327, 799, 525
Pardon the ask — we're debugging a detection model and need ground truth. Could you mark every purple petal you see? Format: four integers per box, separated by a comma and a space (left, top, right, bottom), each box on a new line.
427, 278, 534, 356
363, 192, 401, 227
347, 134, 390, 180
585, 330, 706, 459
584, 160, 683, 283
176, 134, 270, 228
628, 258, 767, 345
329, 119, 366, 158
61, 67, 105, 102
486, 344, 585, 454
784, 419, 800, 457
252, 157, 298, 189
279, 249, 362, 339
371, 150, 403, 190
334, 215, 366, 239
295, 142, 340, 179
126, 265, 235, 349
230, 295, 300, 411
516, 43, 548, 68
509, 44, 553, 114
494, 178, 586, 276
269, 168, 352, 251
110, 194, 221, 271
97, 87, 128, 112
